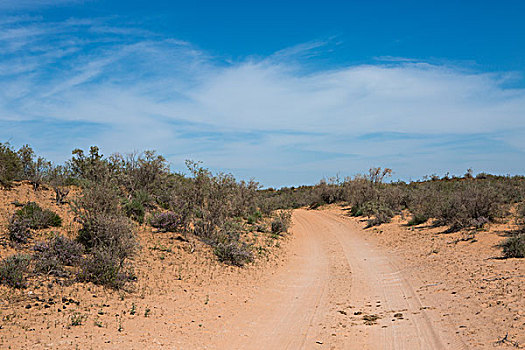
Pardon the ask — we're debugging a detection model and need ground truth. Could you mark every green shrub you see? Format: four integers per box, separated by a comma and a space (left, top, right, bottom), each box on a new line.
0, 254, 31, 289
500, 234, 525, 258
68, 146, 108, 182
0, 142, 22, 188
309, 201, 322, 210
15, 202, 62, 229
407, 214, 428, 226
17, 144, 51, 190
246, 210, 262, 225
72, 174, 137, 288
122, 190, 155, 224
271, 210, 292, 234
123, 198, 145, 224
350, 205, 363, 216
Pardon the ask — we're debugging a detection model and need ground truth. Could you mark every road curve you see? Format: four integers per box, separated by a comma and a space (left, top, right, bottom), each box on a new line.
213, 209, 466, 349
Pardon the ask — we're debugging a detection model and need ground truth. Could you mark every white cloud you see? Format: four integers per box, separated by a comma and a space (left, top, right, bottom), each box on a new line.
0, 16, 524, 186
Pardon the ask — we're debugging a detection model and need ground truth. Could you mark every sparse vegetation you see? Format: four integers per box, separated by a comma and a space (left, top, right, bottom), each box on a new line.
0, 254, 31, 289
500, 234, 525, 258
407, 214, 428, 226
78, 246, 135, 289
7, 215, 32, 244
2, 141, 525, 295
271, 210, 292, 234
14, 202, 62, 229
70, 312, 87, 326
213, 230, 254, 266
149, 211, 185, 232
0, 142, 22, 188
33, 234, 84, 276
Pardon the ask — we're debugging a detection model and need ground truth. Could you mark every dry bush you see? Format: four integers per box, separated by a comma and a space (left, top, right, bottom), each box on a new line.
310, 177, 345, 207
184, 162, 259, 250
17, 145, 52, 191
109, 151, 170, 200
72, 177, 120, 219
77, 214, 136, 264
379, 184, 407, 213
33, 234, 84, 276
364, 203, 395, 228
214, 241, 253, 266
149, 211, 186, 232
78, 246, 135, 289
501, 203, 525, 258
47, 165, 71, 204
73, 176, 137, 288
271, 210, 292, 234
406, 183, 439, 225
258, 186, 318, 213
343, 177, 378, 216
7, 215, 32, 244
212, 226, 253, 266
432, 181, 503, 231
0, 254, 31, 289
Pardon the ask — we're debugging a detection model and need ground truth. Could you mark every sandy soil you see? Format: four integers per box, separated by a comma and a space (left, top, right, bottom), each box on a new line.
0, 183, 288, 349
212, 209, 467, 349
1, 186, 523, 349
343, 207, 525, 349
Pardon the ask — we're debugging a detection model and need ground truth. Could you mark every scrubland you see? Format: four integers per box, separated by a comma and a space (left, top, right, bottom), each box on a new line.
0, 142, 523, 348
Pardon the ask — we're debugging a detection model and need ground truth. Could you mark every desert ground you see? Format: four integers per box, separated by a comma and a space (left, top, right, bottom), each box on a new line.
1, 183, 523, 349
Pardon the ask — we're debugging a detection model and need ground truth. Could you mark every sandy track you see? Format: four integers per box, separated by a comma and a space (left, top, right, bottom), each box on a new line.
213, 209, 465, 349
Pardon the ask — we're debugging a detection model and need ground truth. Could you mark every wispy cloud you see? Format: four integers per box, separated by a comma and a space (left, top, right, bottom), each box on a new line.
0, 16, 524, 186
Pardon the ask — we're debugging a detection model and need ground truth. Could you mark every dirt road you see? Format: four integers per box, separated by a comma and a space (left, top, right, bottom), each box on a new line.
214, 209, 466, 349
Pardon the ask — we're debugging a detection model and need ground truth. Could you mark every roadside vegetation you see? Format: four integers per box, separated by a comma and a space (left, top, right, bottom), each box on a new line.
1, 142, 523, 292
0, 142, 282, 291
260, 167, 525, 257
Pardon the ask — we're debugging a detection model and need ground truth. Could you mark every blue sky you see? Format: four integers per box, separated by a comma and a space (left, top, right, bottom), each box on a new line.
0, 0, 524, 187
